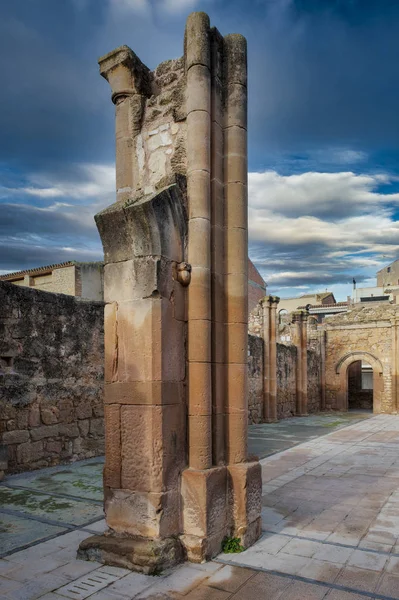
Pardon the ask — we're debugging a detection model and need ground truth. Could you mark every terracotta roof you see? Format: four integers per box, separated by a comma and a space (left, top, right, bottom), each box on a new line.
0, 261, 77, 280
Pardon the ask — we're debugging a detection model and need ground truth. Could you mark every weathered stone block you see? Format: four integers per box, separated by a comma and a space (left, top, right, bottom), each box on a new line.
17, 441, 43, 464
105, 488, 181, 538
90, 418, 104, 437
58, 423, 79, 438
120, 404, 185, 492
41, 407, 59, 425
228, 461, 262, 548
30, 424, 59, 441
181, 466, 227, 538
78, 534, 183, 575
2, 430, 30, 445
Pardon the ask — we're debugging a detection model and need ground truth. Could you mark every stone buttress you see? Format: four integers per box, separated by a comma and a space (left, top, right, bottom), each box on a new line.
78, 11, 261, 573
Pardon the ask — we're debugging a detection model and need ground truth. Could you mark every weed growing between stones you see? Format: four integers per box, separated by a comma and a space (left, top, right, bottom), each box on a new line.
221, 537, 244, 553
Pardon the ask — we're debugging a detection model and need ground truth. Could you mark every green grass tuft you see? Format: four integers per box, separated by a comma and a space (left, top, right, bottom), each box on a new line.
221, 537, 244, 554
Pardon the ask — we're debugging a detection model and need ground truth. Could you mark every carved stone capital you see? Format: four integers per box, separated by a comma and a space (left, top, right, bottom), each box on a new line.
260, 295, 280, 307
98, 45, 152, 103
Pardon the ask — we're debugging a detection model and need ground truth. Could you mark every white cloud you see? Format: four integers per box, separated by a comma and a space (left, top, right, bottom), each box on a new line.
4, 163, 115, 202
109, 0, 150, 14
312, 148, 368, 165
108, 0, 213, 16
161, 0, 203, 13
248, 169, 399, 299
4, 161, 399, 302
248, 170, 399, 219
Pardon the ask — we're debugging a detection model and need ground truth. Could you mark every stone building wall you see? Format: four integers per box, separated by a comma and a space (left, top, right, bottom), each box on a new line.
324, 305, 397, 413
248, 334, 263, 424
276, 343, 297, 419
0, 281, 104, 473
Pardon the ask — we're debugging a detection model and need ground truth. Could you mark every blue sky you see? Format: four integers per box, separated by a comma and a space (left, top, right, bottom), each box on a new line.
1, 0, 399, 300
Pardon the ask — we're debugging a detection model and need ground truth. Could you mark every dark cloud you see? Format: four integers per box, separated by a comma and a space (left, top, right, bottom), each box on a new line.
0, 242, 102, 273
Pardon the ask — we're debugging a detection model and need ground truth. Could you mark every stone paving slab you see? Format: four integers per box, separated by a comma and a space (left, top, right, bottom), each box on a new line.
217, 414, 399, 598
248, 412, 372, 459
0, 458, 105, 557
0, 486, 103, 527
3, 459, 104, 502
5, 412, 399, 599
0, 512, 66, 556
0, 414, 366, 559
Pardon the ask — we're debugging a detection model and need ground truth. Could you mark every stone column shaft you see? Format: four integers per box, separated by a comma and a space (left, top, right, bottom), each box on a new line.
392, 318, 398, 414
211, 28, 226, 466
224, 33, 248, 465
261, 300, 271, 422
293, 311, 308, 416
261, 296, 279, 423
269, 300, 278, 422
301, 315, 308, 415
320, 328, 326, 411
186, 13, 212, 471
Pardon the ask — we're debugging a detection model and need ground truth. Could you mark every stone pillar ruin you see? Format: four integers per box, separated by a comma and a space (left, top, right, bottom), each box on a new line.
319, 328, 326, 411
292, 310, 309, 416
79, 11, 261, 573
261, 296, 279, 422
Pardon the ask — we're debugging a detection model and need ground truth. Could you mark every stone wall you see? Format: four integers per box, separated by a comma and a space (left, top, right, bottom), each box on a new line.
248, 335, 263, 424
307, 348, 322, 413
276, 343, 297, 419
0, 281, 104, 473
248, 302, 263, 338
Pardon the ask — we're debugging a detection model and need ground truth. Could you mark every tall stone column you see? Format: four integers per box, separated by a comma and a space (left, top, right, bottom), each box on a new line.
261, 296, 279, 422
319, 328, 326, 411
391, 318, 399, 414
224, 34, 261, 550
79, 11, 261, 572
292, 311, 309, 416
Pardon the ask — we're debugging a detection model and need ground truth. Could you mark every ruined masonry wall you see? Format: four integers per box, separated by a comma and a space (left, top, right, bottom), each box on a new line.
0, 281, 104, 473
133, 58, 186, 200
248, 335, 263, 424
248, 303, 262, 338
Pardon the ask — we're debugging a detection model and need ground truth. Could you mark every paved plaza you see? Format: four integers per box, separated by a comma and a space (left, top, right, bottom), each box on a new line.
4, 412, 399, 598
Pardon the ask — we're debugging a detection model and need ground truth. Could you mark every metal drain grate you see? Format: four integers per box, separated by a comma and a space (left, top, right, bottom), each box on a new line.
57, 569, 119, 599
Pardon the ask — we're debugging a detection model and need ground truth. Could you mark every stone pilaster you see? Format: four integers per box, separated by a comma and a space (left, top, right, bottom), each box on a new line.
261, 296, 279, 422
319, 328, 326, 411
224, 33, 261, 550
292, 310, 309, 416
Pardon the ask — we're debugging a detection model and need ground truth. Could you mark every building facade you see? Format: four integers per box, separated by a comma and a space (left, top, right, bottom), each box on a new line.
0, 262, 104, 301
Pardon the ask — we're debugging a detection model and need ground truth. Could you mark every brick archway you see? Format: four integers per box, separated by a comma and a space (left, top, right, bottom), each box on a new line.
336, 352, 383, 412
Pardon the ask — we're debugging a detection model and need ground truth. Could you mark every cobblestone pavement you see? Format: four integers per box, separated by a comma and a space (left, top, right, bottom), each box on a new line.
4, 413, 399, 598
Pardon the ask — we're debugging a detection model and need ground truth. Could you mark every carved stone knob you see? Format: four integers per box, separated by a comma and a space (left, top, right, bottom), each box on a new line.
176, 262, 191, 286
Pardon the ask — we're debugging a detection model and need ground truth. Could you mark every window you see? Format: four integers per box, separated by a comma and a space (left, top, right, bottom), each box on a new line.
388, 267, 391, 273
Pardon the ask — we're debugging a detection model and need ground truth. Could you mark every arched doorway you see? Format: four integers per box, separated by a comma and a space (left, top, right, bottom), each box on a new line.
347, 360, 373, 411
336, 352, 383, 412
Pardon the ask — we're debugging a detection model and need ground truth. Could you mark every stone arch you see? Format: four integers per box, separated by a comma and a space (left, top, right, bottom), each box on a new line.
335, 351, 383, 412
